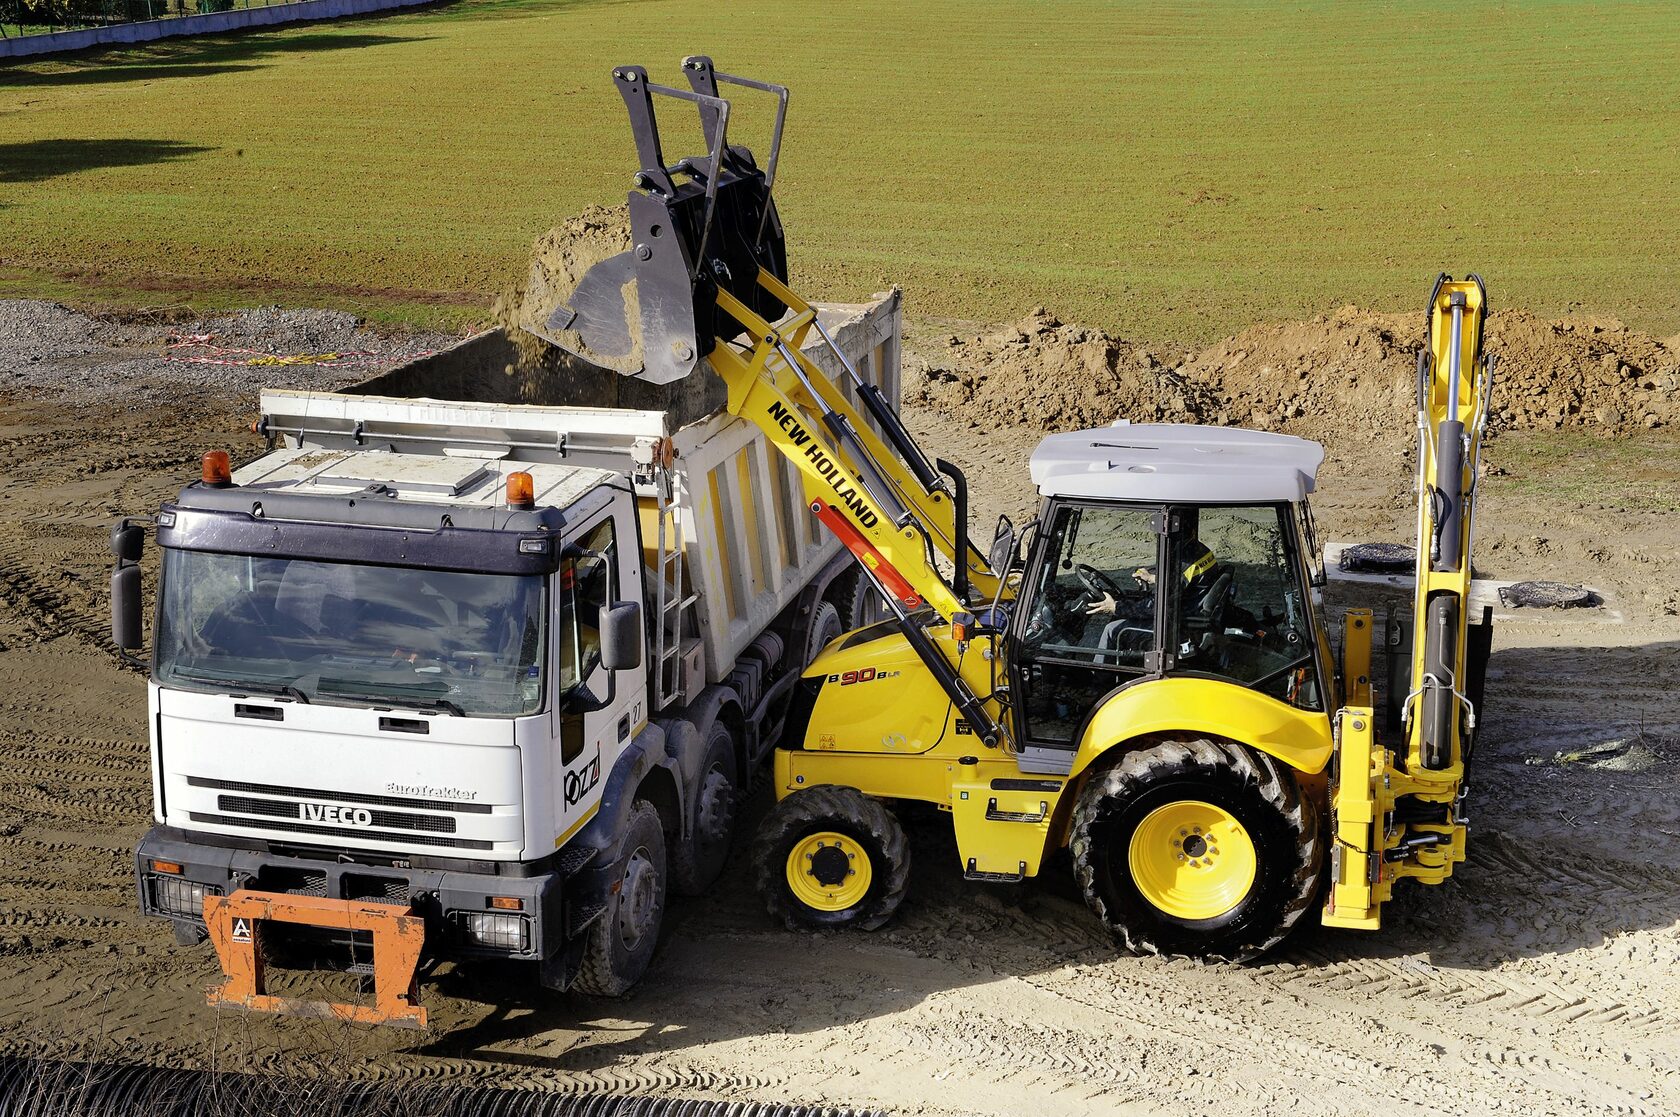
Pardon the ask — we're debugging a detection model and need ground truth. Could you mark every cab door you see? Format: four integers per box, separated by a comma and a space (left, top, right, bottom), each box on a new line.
552, 493, 644, 844
1009, 500, 1165, 758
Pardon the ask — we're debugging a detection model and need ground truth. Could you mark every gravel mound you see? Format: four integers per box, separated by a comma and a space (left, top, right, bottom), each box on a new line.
0, 301, 455, 405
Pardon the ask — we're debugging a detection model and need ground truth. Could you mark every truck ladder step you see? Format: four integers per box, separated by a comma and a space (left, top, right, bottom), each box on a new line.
964, 859, 1027, 883
985, 798, 1048, 823
556, 844, 600, 878
565, 899, 608, 939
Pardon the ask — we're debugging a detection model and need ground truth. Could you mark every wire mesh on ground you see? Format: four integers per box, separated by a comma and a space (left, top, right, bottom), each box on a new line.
0, 1056, 887, 1117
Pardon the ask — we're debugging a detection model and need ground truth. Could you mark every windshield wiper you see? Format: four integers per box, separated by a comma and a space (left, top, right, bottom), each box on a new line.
407, 697, 466, 717
173, 669, 310, 704
317, 686, 465, 717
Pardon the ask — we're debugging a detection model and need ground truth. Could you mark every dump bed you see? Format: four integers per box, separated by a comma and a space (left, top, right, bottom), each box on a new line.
256, 292, 902, 708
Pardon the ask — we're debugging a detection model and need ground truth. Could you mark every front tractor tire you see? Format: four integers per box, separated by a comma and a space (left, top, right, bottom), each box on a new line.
753, 786, 909, 932
1070, 737, 1322, 962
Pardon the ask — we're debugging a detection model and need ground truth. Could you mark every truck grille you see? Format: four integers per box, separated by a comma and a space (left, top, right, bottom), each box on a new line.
215, 794, 458, 834
187, 812, 493, 851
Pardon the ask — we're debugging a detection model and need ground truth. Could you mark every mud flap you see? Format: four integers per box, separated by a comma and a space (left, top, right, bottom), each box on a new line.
203, 889, 427, 1029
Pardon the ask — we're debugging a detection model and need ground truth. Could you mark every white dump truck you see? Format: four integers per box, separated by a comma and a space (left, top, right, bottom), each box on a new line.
115, 294, 901, 1020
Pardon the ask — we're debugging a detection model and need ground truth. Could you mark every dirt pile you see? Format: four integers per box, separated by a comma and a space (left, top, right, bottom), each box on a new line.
1485, 311, 1680, 432
911, 304, 1680, 442
491, 205, 632, 373
909, 308, 1217, 428
1176, 306, 1416, 446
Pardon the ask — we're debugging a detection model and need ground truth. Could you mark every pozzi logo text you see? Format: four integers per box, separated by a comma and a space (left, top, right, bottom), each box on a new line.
299, 802, 374, 827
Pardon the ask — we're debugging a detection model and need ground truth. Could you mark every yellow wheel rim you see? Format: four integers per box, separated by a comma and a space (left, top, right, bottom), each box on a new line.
786, 831, 872, 911
1127, 800, 1257, 920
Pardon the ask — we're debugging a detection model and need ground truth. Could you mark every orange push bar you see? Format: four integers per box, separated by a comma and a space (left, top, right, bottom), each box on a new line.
203, 889, 428, 1029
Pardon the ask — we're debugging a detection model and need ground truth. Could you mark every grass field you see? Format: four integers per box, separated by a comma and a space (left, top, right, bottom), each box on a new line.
3, 0, 1680, 343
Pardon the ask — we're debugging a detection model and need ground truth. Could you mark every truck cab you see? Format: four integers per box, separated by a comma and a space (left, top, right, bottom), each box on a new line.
137, 450, 648, 982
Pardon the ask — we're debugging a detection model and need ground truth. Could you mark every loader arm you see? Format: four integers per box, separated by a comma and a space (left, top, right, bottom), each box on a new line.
1325, 275, 1492, 930
707, 271, 1005, 748
527, 58, 1000, 605
525, 58, 1009, 748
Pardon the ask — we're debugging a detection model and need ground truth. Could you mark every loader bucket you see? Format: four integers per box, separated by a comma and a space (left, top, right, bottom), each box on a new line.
524, 57, 790, 384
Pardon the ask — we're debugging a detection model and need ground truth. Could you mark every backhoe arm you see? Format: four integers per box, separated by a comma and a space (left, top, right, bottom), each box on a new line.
1324, 275, 1492, 931
1407, 275, 1491, 775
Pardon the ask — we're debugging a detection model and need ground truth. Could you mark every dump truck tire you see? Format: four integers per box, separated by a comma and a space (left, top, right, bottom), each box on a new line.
671, 720, 738, 896
754, 786, 909, 932
575, 801, 666, 996
802, 600, 843, 666
1070, 737, 1321, 962
827, 567, 884, 631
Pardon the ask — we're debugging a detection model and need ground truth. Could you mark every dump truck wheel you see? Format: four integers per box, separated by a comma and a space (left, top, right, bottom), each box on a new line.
753, 786, 909, 932
1070, 737, 1321, 962
827, 568, 884, 631
803, 600, 843, 667
574, 800, 666, 996
672, 720, 738, 896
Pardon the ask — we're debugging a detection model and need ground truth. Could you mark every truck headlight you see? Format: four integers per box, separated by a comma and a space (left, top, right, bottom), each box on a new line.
150, 874, 219, 919
457, 911, 530, 952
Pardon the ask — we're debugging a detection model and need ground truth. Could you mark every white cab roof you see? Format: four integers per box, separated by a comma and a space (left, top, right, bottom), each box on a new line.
1029, 422, 1324, 503
234, 447, 615, 511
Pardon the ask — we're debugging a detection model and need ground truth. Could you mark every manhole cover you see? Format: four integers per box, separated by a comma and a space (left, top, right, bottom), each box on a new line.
1498, 581, 1600, 609
1339, 542, 1416, 573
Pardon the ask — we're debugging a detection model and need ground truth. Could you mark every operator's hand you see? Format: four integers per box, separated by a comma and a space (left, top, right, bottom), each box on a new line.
1133, 566, 1156, 588
1084, 592, 1118, 616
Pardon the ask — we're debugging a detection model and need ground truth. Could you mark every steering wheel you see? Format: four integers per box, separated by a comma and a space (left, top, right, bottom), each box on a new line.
1192, 571, 1235, 629
1074, 563, 1126, 603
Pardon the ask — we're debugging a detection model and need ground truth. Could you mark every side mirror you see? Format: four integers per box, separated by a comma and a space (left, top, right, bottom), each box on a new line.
111, 522, 144, 563
599, 601, 643, 672
112, 563, 143, 651
110, 519, 146, 654
988, 515, 1016, 576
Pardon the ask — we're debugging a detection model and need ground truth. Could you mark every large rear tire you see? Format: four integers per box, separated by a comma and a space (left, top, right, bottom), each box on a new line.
802, 600, 843, 667
574, 801, 667, 996
753, 786, 909, 932
827, 567, 885, 632
1070, 737, 1320, 962
671, 720, 738, 896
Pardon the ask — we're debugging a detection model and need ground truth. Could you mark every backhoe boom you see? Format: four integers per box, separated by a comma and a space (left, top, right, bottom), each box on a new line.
1324, 275, 1491, 930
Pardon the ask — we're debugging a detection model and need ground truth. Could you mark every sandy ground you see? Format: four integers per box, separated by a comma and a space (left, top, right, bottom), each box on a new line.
0, 300, 1677, 1115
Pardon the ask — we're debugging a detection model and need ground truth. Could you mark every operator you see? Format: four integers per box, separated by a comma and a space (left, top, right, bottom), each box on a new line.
1083, 538, 1220, 616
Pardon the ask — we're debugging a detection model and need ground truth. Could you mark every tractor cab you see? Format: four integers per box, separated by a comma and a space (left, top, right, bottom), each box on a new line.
1008, 424, 1332, 771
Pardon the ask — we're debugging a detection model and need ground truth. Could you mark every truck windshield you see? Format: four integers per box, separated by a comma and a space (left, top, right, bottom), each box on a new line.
155, 550, 546, 717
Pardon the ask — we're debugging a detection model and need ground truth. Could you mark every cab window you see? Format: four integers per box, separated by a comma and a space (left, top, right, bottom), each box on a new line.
1015, 503, 1160, 746
557, 516, 618, 762
1164, 505, 1321, 711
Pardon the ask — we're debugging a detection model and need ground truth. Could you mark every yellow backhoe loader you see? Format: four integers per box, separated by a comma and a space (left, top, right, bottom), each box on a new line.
532, 58, 1493, 959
